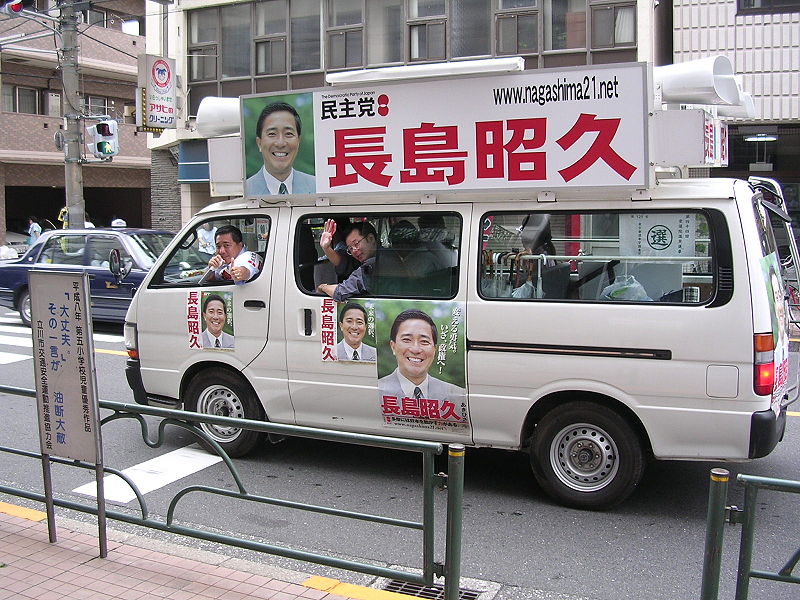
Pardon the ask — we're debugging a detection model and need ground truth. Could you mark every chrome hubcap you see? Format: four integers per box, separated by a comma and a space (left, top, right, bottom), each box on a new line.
549, 422, 619, 492
196, 385, 244, 443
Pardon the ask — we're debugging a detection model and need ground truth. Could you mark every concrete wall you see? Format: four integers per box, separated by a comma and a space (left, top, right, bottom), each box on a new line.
673, 0, 800, 122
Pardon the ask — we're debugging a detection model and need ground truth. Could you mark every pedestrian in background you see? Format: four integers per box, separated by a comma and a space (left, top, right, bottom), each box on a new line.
27, 216, 42, 245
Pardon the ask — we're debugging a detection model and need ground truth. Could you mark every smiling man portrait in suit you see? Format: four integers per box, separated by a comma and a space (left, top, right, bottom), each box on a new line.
378, 309, 465, 403
336, 302, 377, 362
245, 101, 316, 196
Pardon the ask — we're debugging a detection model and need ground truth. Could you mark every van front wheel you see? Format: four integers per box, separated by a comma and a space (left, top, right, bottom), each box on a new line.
185, 369, 265, 457
530, 402, 644, 510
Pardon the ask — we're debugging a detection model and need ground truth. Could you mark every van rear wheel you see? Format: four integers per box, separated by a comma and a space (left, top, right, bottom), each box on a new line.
185, 368, 265, 457
530, 401, 644, 510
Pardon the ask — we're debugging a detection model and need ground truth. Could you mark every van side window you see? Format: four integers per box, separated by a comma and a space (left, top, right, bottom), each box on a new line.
479, 210, 714, 304
150, 216, 271, 287
296, 213, 461, 299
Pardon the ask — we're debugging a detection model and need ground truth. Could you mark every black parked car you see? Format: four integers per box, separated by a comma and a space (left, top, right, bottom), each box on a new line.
0, 228, 175, 326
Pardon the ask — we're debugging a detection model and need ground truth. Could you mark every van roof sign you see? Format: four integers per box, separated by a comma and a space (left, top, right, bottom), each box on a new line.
241, 62, 650, 197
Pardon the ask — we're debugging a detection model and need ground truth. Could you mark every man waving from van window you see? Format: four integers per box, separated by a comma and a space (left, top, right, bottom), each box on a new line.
203, 224, 263, 285
317, 221, 378, 302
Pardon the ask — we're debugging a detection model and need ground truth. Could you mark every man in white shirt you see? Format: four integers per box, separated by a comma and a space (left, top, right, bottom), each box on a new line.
244, 101, 315, 196
336, 302, 377, 362
203, 225, 263, 285
197, 222, 217, 255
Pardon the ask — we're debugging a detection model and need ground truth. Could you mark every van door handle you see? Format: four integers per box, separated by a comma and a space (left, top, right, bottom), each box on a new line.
244, 300, 266, 309
303, 309, 312, 336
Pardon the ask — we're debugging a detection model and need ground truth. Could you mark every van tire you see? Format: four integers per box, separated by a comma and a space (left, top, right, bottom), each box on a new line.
530, 401, 644, 510
17, 288, 31, 327
185, 368, 266, 458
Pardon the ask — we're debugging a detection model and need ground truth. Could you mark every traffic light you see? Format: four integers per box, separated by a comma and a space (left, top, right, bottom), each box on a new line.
0, 1, 24, 15
86, 120, 119, 158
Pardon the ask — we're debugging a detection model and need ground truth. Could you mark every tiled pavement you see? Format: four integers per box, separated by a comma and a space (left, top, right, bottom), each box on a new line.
0, 503, 400, 600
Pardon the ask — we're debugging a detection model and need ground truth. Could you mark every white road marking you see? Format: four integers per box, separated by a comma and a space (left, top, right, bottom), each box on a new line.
0, 334, 31, 348
92, 332, 124, 344
0, 325, 32, 336
0, 350, 31, 364
0, 325, 122, 344
72, 445, 223, 503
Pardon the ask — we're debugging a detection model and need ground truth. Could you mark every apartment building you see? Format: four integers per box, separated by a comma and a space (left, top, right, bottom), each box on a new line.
146, 0, 796, 227
146, 0, 660, 227
0, 0, 150, 238
671, 0, 799, 222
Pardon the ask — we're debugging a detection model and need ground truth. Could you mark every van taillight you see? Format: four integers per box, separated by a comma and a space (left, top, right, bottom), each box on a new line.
753, 333, 775, 396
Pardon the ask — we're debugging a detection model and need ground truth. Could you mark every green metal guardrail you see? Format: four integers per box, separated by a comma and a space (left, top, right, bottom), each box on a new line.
0, 384, 465, 600
701, 468, 800, 600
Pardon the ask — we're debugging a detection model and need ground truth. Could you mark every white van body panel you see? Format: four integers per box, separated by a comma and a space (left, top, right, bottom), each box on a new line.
123, 177, 791, 509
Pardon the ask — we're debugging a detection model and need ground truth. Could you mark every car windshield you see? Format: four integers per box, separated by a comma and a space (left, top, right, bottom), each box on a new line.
126, 232, 175, 269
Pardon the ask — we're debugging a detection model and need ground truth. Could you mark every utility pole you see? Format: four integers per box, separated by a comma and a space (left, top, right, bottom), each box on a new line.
1, 0, 109, 229
58, 0, 85, 229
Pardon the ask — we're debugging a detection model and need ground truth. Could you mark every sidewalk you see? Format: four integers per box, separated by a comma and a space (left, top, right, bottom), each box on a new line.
0, 502, 399, 600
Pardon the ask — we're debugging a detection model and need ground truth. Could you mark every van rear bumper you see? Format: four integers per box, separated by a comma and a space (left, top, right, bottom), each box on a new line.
749, 406, 787, 458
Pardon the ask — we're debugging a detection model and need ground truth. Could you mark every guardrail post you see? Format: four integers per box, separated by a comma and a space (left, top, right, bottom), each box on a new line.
734, 482, 759, 600
444, 444, 465, 600
701, 468, 730, 600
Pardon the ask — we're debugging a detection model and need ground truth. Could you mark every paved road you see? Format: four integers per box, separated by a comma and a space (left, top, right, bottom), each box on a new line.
0, 311, 797, 600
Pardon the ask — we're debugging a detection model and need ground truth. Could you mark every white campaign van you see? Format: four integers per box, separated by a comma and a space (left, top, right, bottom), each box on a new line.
122, 60, 794, 509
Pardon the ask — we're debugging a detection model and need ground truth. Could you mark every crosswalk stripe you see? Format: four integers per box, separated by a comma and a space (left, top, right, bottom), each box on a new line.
0, 334, 31, 348
0, 351, 31, 364
0, 325, 123, 344
0, 325, 32, 337
72, 445, 222, 503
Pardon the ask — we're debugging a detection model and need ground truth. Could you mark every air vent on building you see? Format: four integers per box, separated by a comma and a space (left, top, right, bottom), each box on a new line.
382, 580, 481, 600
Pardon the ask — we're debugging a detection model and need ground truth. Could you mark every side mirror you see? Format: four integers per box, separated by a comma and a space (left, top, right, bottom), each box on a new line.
108, 249, 131, 283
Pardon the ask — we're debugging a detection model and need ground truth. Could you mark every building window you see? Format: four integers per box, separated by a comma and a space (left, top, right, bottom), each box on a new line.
85, 96, 111, 117
291, 0, 321, 71
452, 0, 490, 57
83, 8, 106, 27
591, 4, 635, 48
497, 11, 538, 54
366, 0, 403, 64
544, 0, 586, 50
408, 0, 446, 61
327, 0, 363, 68
188, 9, 218, 82
255, 0, 287, 74
2, 84, 39, 114
737, 0, 800, 15
222, 3, 251, 78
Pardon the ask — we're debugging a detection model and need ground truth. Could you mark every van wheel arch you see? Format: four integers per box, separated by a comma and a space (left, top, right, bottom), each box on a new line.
182, 363, 266, 457
521, 391, 651, 453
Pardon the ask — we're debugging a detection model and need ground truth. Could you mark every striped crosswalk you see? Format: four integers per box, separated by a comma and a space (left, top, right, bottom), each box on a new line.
0, 311, 124, 361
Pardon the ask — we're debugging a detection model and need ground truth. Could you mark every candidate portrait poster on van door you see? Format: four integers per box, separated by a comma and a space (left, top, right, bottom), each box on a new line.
376, 300, 468, 433
319, 298, 468, 433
